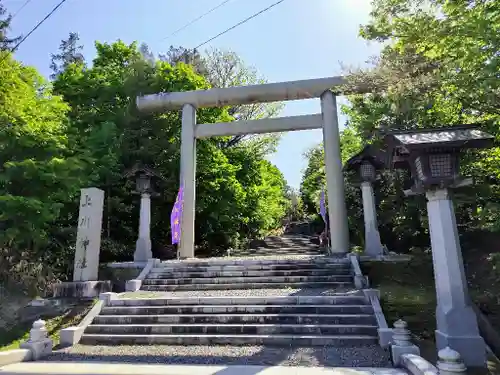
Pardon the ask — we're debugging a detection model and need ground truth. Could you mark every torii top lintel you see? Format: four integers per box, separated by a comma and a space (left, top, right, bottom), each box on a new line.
136, 75, 367, 112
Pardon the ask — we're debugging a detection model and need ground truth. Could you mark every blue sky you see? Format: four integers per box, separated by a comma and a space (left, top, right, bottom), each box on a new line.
5, 0, 381, 189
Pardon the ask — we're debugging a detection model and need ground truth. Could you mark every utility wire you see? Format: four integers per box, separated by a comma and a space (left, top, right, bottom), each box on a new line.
161, 0, 233, 41
11, 0, 33, 20
194, 0, 286, 50
9, 0, 68, 54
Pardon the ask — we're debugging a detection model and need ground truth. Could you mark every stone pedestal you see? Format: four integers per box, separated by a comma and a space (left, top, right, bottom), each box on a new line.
134, 192, 153, 262
426, 189, 486, 367
360, 181, 384, 257
53, 280, 112, 299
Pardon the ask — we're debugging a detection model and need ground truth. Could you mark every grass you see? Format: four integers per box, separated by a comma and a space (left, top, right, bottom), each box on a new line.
0, 300, 95, 351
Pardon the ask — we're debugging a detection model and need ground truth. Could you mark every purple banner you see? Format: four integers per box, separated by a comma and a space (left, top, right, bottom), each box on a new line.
170, 185, 184, 244
319, 190, 327, 223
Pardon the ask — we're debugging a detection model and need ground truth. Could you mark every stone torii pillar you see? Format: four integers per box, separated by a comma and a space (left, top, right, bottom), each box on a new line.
136, 76, 360, 257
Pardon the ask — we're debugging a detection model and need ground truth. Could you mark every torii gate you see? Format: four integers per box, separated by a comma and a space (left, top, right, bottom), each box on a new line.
136, 76, 351, 258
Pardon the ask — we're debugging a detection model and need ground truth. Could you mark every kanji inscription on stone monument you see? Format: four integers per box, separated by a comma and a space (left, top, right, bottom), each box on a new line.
73, 188, 104, 281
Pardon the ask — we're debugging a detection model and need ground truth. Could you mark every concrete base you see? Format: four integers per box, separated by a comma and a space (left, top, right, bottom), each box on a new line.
391, 344, 420, 367
20, 338, 52, 360
125, 279, 142, 292
134, 237, 152, 263
436, 329, 486, 367
53, 281, 111, 299
59, 327, 84, 347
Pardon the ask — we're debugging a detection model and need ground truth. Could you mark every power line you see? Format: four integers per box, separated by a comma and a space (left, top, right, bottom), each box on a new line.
161, 0, 233, 41
9, 0, 68, 54
194, 0, 286, 50
11, 0, 33, 20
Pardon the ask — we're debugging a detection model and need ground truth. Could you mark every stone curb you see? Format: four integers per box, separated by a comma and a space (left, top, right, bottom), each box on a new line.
0, 349, 32, 368
59, 292, 118, 347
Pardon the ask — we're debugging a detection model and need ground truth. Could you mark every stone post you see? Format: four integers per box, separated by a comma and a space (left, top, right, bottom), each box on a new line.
73, 187, 104, 281
437, 347, 467, 375
320, 90, 349, 254
390, 319, 420, 366
20, 320, 52, 360
426, 189, 485, 367
360, 181, 383, 257
134, 192, 152, 262
179, 104, 196, 259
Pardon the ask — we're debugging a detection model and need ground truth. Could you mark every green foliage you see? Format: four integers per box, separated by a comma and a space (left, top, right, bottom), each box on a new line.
0, 3, 20, 51
0, 52, 84, 287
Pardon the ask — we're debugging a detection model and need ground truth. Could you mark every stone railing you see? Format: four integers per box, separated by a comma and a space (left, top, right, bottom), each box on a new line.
59, 292, 118, 347
348, 253, 393, 347
125, 258, 161, 292
348, 253, 369, 289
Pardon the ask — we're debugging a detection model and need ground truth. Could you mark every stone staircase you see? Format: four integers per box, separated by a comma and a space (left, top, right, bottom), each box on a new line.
238, 234, 323, 257
81, 294, 377, 346
79, 256, 379, 346
140, 257, 350, 291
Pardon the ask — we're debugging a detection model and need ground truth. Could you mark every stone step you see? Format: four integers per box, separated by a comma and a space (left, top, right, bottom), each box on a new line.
140, 281, 352, 291
156, 258, 347, 268
94, 313, 376, 325
110, 295, 367, 306
100, 305, 373, 316
149, 263, 350, 273
146, 269, 351, 279
142, 275, 352, 285
80, 333, 377, 346
85, 323, 378, 336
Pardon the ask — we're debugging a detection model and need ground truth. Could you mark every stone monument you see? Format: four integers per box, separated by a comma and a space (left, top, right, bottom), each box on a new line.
53, 188, 111, 298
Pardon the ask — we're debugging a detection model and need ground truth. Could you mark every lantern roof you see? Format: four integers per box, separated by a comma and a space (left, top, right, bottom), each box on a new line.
384, 124, 494, 152
123, 162, 164, 180
383, 124, 494, 171
343, 144, 387, 172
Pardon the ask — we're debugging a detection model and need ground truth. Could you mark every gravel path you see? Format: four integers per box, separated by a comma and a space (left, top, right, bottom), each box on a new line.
47, 345, 392, 367
118, 287, 361, 299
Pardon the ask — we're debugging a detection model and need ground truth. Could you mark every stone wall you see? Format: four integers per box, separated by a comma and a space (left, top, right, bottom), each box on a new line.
98, 264, 142, 293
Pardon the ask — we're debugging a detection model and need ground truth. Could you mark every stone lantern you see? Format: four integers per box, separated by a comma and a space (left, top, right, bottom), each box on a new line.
383, 124, 494, 367
124, 163, 163, 263
344, 145, 386, 257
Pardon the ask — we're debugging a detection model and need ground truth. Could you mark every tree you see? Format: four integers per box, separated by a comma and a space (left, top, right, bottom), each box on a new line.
0, 2, 21, 51
330, 0, 500, 252
202, 48, 284, 147
50, 32, 85, 78
0, 51, 83, 291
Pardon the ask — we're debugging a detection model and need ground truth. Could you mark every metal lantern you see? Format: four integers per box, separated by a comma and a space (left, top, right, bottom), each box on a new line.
344, 145, 387, 183
384, 124, 494, 192
360, 161, 377, 181
136, 173, 152, 193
